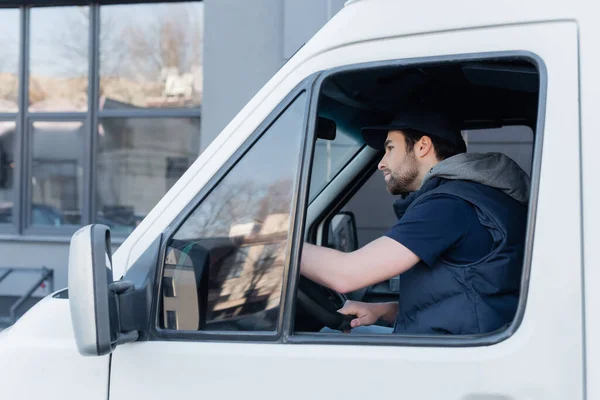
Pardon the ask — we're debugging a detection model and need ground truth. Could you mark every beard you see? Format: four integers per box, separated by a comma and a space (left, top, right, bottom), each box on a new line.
384, 151, 419, 196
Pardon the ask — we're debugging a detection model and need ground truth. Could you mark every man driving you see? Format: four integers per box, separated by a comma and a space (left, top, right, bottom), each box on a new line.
300, 110, 530, 334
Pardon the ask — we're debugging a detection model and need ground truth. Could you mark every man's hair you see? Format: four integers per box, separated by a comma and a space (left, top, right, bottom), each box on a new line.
402, 128, 464, 160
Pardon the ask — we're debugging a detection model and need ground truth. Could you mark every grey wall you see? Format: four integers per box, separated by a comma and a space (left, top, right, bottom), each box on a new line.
0, 240, 69, 297
201, 0, 345, 151
283, 0, 345, 58
201, 0, 286, 151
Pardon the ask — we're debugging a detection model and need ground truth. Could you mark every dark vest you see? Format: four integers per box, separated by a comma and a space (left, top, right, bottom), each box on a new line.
392, 177, 527, 335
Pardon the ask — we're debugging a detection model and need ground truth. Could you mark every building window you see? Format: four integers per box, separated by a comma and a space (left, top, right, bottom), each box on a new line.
100, 2, 203, 109
29, 6, 89, 112
0, 122, 17, 224
30, 121, 85, 226
96, 117, 200, 234
0, 2, 203, 236
0, 8, 20, 112
0, 9, 20, 228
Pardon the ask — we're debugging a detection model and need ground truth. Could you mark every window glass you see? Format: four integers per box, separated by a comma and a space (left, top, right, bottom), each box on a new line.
30, 121, 84, 226
309, 132, 362, 201
29, 6, 89, 112
0, 9, 20, 112
161, 92, 306, 332
308, 100, 366, 201
96, 117, 200, 235
100, 2, 203, 109
0, 122, 17, 224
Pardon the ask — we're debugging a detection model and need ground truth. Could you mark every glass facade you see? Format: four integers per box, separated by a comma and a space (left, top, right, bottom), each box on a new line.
0, 122, 17, 224
30, 121, 85, 226
29, 7, 90, 112
100, 3, 203, 109
0, 2, 203, 236
96, 117, 201, 234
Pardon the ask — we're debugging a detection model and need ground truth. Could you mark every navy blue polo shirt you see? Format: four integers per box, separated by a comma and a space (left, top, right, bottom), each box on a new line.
386, 194, 494, 266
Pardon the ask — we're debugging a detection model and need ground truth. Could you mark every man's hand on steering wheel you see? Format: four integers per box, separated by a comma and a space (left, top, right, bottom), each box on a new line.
338, 300, 399, 329
337, 300, 381, 329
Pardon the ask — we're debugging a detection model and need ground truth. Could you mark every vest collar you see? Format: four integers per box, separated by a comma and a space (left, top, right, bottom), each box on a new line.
392, 176, 444, 219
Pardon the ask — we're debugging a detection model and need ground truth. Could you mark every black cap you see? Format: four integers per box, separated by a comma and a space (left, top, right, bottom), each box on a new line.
361, 109, 466, 152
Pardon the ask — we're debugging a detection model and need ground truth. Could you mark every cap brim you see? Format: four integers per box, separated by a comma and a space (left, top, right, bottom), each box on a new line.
361, 125, 408, 150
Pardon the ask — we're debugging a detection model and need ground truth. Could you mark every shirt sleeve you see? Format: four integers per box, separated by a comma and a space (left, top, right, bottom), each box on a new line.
385, 195, 472, 267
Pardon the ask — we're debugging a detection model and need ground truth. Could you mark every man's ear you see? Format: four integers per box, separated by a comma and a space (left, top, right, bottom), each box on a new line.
416, 136, 434, 158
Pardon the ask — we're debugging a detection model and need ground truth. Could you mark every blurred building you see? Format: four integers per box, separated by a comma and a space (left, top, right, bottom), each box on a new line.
0, 0, 347, 315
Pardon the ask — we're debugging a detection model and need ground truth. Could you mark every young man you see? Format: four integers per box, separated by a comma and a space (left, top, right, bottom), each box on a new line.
300, 110, 530, 334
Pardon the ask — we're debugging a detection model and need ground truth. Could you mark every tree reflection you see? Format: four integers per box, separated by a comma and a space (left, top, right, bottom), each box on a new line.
176, 179, 293, 240
29, 6, 89, 111
25, 3, 203, 110
169, 177, 295, 331
100, 2, 203, 108
160, 80, 305, 332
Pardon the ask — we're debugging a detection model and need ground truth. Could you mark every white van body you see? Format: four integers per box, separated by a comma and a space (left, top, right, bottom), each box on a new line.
1, 0, 598, 399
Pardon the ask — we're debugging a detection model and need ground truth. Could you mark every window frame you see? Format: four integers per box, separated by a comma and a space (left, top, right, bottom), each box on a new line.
24, 116, 87, 235
147, 75, 320, 343
0, 2, 204, 238
281, 51, 547, 348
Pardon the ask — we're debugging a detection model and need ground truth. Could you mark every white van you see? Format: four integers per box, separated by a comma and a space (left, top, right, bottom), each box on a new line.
1, 0, 596, 399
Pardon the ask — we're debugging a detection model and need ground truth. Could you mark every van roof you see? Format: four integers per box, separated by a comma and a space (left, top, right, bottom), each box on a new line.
321, 0, 580, 51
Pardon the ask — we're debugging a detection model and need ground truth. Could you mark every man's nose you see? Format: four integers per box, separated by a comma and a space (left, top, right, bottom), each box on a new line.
378, 156, 386, 171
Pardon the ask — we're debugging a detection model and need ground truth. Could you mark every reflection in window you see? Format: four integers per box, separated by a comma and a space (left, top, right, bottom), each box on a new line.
96, 117, 200, 234
31, 121, 84, 225
29, 6, 89, 112
0, 122, 17, 224
0, 9, 19, 112
100, 2, 203, 109
161, 93, 306, 332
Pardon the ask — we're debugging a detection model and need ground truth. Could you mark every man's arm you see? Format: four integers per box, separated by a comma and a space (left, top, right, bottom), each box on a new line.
300, 236, 419, 293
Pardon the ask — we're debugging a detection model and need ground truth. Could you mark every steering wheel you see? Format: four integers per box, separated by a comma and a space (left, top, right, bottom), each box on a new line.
296, 276, 355, 331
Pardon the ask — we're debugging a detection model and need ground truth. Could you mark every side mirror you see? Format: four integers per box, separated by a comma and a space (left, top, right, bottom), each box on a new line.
68, 224, 137, 356
326, 211, 358, 252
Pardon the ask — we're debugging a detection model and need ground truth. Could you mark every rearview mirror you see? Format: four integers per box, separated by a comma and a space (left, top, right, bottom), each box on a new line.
317, 116, 336, 140
68, 224, 137, 356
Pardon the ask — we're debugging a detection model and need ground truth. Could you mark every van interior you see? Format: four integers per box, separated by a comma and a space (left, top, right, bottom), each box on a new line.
294, 58, 539, 333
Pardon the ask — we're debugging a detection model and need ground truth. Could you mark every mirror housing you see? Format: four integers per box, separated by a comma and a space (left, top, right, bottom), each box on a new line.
68, 224, 138, 356
327, 211, 358, 252
317, 116, 336, 140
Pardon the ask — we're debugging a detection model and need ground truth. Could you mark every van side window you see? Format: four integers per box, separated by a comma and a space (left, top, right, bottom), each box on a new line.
294, 59, 540, 339
160, 92, 306, 332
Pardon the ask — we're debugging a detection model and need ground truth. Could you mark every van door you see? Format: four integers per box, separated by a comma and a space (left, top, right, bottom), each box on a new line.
109, 22, 582, 400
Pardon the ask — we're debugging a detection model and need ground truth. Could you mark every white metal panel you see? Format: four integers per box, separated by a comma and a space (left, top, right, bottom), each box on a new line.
110, 21, 582, 400
579, 9, 600, 400
0, 295, 109, 400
